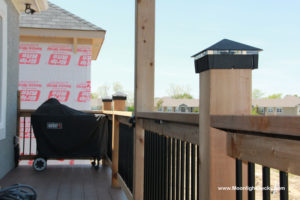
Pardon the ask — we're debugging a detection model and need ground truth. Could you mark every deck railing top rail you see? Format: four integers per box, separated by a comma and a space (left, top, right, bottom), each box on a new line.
211, 115, 300, 139
136, 111, 199, 125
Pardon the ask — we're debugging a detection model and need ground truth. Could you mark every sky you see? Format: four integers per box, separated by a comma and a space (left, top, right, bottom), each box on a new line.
50, 0, 300, 98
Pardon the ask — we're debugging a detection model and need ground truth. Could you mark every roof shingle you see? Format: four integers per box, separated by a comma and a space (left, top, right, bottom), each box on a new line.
20, 2, 104, 31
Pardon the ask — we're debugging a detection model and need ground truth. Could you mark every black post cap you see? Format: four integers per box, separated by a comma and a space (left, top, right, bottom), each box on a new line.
112, 91, 127, 100
191, 39, 262, 73
102, 96, 112, 102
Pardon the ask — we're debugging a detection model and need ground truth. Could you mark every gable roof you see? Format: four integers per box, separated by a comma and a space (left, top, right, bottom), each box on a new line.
192, 39, 262, 57
252, 95, 300, 108
20, 2, 104, 31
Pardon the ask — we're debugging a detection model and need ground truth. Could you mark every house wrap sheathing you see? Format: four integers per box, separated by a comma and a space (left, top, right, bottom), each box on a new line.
19, 2, 105, 110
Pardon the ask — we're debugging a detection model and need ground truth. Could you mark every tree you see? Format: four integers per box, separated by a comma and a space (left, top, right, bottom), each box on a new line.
91, 93, 99, 99
167, 84, 193, 99
113, 82, 124, 93
266, 93, 282, 99
96, 85, 110, 98
252, 89, 264, 99
251, 106, 259, 115
156, 99, 164, 109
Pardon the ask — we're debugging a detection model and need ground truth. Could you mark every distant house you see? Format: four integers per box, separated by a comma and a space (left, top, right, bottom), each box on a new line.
154, 97, 199, 112
19, 2, 105, 110
252, 95, 300, 116
0, 0, 48, 179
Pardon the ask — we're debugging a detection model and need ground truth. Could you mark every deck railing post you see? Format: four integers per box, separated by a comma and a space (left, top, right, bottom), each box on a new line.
112, 92, 127, 188
194, 40, 261, 199
134, 0, 155, 199
198, 68, 252, 199
102, 96, 112, 111
102, 96, 112, 166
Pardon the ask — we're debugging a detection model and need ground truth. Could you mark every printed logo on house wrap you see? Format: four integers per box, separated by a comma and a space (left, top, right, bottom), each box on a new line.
19, 81, 42, 102
47, 82, 71, 102
19, 42, 92, 110
78, 55, 91, 67
19, 53, 41, 65
76, 81, 91, 102
48, 54, 71, 66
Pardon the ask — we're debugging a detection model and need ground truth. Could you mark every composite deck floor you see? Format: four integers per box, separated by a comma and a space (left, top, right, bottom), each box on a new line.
0, 164, 127, 200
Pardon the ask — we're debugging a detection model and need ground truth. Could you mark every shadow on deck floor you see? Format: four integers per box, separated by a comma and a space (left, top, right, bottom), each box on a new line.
0, 164, 128, 200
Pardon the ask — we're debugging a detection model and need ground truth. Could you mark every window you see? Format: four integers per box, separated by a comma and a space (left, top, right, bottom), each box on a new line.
167, 107, 172, 112
0, 0, 7, 140
276, 108, 283, 113
268, 108, 274, 113
180, 107, 186, 112
258, 107, 264, 113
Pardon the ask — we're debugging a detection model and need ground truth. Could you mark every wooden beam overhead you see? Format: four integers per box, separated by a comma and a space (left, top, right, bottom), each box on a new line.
73, 38, 78, 54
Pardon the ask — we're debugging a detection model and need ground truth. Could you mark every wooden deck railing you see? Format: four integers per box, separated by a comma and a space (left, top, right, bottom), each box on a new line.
211, 115, 300, 200
17, 104, 300, 200
102, 107, 201, 200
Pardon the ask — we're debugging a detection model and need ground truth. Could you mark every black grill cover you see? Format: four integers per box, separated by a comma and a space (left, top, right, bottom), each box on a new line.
31, 98, 107, 159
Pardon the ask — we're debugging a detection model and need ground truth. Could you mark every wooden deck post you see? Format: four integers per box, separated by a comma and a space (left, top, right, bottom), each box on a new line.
112, 93, 127, 187
102, 97, 112, 111
134, 0, 155, 199
199, 69, 252, 200
194, 40, 261, 200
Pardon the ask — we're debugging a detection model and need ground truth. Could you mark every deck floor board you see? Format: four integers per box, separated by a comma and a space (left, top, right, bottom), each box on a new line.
0, 164, 127, 200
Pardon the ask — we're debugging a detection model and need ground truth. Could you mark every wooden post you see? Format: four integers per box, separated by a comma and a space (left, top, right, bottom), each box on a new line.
134, 0, 155, 199
199, 69, 252, 199
111, 93, 127, 187
102, 97, 112, 111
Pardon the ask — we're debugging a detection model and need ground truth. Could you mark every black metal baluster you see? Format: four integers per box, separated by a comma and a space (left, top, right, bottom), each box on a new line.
176, 140, 181, 200
22, 117, 26, 155
149, 132, 153, 200
236, 159, 243, 200
186, 143, 190, 200
197, 145, 200, 200
162, 136, 166, 200
154, 133, 158, 199
262, 166, 270, 200
181, 141, 185, 200
248, 162, 255, 200
158, 135, 162, 200
172, 138, 176, 200
191, 144, 196, 200
144, 131, 148, 200
29, 124, 32, 155
168, 137, 172, 200
280, 171, 288, 200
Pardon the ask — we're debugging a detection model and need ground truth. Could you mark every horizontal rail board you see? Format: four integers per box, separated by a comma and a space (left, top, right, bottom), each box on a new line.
102, 110, 133, 117
211, 115, 300, 138
119, 116, 132, 127
143, 119, 199, 145
136, 112, 199, 125
228, 133, 300, 176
